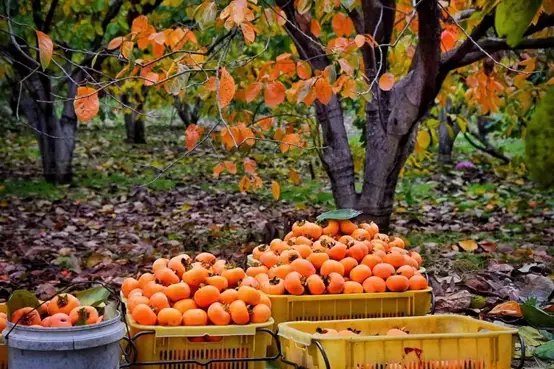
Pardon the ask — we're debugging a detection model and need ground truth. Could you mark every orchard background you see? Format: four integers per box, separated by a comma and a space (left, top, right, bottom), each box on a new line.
1, 0, 554, 363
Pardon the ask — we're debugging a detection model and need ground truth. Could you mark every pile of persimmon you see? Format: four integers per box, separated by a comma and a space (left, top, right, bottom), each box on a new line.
8, 294, 102, 328
122, 252, 272, 327
249, 219, 428, 295
314, 327, 409, 337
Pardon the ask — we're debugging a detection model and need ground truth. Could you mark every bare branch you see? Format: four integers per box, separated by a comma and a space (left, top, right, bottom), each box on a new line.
43, 0, 59, 33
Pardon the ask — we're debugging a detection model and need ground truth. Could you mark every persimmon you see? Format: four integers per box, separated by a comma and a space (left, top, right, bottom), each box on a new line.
246, 265, 269, 277
238, 286, 261, 305
314, 328, 338, 337
351, 228, 371, 241
270, 239, 288, 254
283, 231, 294, 241
206, 275, 229, 291
347, 242, 368, 261
173, 298, 198, 314
220, 289, 239, 304
194, 285, 220, 308
138, 273, 156, 289
229, 300, 250, 325
128, 295, 150, 313
221, 267, 246, 288
211, 259, 227, 275
40, 316, 51, 327
404, 255, 419, 268
339, 328, 360, 336
344, 281, 363, 294
410, 252, 423, 267
69, 306, 99, 325
239, 276, 259, 289
155, 267, 180, 286
142, 281, 165, 298
261, 277, 286, 295
158, 308, 183, 326
132, 304, 157, 325
128, 289, 143, 298
325, 272, 345, 294
254, 273, 270, 285
303, 222, 323, 239
292, 220, 306, 237
183, 267, 209, 288
327, 242, 348, 260
183, 309, 208, 326
122, 278, 140, 297
371, 240, 389, 251
389, 237, 406, 249
250, 304, 271, 324
48, 294, 80, 316
390, 246, 408, 255
322, 220, 339, 236
0, 316, 6, 331
339, 220, 357, 234
338, 235, 355, 245
409, 275, 428, 290
372, 263, 395, 280
152, 258, 169, 272
257, 251, 278, 268
284, 272, 305, 295
168, 254, 190, 277
165, 282, 191, 302
360, 222, 379, 238
374, 233, 390, 242
396, 265, 415, 279
293, 244, 313, 259
268, 264, 293, 279
362, 276, 387, 293
205, 335, 223, 342
295, 236, 313, 246
362, 254, 382, 269
306, 274, 326, 295
350, 264, 372, 284
320, 259, 345, 277
386, 328, 408, 336
11, 307, 41, 326
38, 301, 49, 315
207, 302, 231, 326
340, 257, 358, 276
311, 240, 326, 253
290, 258, 316, 277
386, 275, 410, 292
96, 316, 103, 324
307, 251, 329, 270
150, 292, 170, 312
252, 244, 269, 260
383, 252, 406, 268
258, 292, 272, 308
49, 313, 72, 327
188, 337, 205, 343
195, 252, 216, 264
278, 249, 300, 264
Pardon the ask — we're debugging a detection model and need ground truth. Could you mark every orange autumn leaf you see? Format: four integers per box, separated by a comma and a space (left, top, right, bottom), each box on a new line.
440, 30, 456, 53
244, 158, 257, 174
310, 19, 321, 37
280, 133, 301, 153
219, 67, 235, 108
224, 160, 237, 174
457, 240, 478, 252
252, 175, 263, 191
245, 82, 263, 102
213, 163, 225, 177
256, 116, 274, 131
354, 34, 366, 48
239, 175, 251, 192
297, 61, 312, 79
240, 22, 256, 44
315, 78, 333, 104
121, 41, 134, 59
36, 31, 53, 70
338, 58, 353, 76
289, 168, 301, 185
378, 73, 395, 91
331, 13, 354, 37
74, 87, 99, 122
488, 301, 522, 317
143, 72, 159, 86
132, 15, 149, 34
271, 180, 280, 200
107, 36, 124, 50
185, 124, 204, 151
238, 124, 256, 148
264, 81, 286, 107
221, 127, 238, 150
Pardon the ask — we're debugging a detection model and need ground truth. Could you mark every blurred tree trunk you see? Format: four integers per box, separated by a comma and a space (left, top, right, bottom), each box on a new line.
174, 96, 201, 126
122, 95, 146, 144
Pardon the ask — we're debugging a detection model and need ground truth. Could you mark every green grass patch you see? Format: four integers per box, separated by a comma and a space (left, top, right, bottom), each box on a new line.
0, 179, 65, 200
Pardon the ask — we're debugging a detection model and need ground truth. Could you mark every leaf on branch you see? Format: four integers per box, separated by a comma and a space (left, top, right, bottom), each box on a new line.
238, 123, 256, 148
280, 133, 301, 153
440, 30, 456, 53
240, 22, 256, 44
74, 87, 99, 123
219, 67, 235, 108
378, 73, 395, 91
143, 72, 159, 86
297, 61, 312, 79
315, 78, 333, 104
246, 82, 263, 102
495, 0, 542, 47
194, 0, 217, 29
132, 15, 149, 34
239, 175, 251, 192
331, 13, 354, 37
264, 81, 286, 107
253, 175, 263, 191
338, 58, 354, 76
107, 36, 124, 50
224, 160, 237, 174
121, 41, 134, 59
244, 158, 257, 174
354, 34, 366, 48
185, 124, 204, 151
271, 180, 280, 200
310, 20, 321, 37
296, 0, 312, 14
256, 116, 274, 131
289, 168, 301, 185
213, 163, 225, 177
36, 31, 53, 70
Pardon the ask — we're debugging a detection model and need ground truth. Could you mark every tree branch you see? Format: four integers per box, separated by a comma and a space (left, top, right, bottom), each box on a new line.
43, 0, 59, 34
31, 0, 43, 31
92, 0, 124, 50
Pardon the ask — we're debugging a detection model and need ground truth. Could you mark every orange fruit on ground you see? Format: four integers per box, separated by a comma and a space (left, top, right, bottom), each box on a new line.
165, 282, 191, 301
349, 264, 372, 284
49, 313, 72, 327
362, 276, 387, 293
138, 273, 156, 289
339, 235, 354, 245
409, 275, 428, 290
306, 274, 326, 295
339, 220, 357, 235
396, 265, 415, 279
158, 308, 183, 326
284, 272, 305, 295
11, 307, 42, 326
69, 306, 99, 325
142, 281, 165, 298
132, 304, 157, 325
207, 302, 231, 326
239, 276, 259, 289
173, 298, 198, 314
182, 267, 209, 288
168, 254, 190, 277
340, 257, 358, 276
128, 295, 150, 313
155, 267, 180, 286
195, 252, 216, 264
261, 277, 286, 295
122, 278, 140, 297
320, 259, 345, 277
386, 328, 408, 336
221, 267, 246, 288
229, 300, 250, 325
152, 258, 169, 272
344, 281, 364, 294
322, 220, 339, 236
372, 263, 395, 280
290, 258, 316, 277
250, 304, 271, 324
194, 285, 220, 308
246, 265, 269, 277
386, 275, 410, 292
327, 242, 348, 261
307, 251, 329, 270
206, 275, 229, 291
183, 309, 208, 326
390, 246, 408, 255
383, 252, 406, 268
237, 286, 261, 305
150, 292, 170, 312
219, 289, 239, 304
325, 272, 345, 294
47, 294, 80, 316
361, 254, 382, 269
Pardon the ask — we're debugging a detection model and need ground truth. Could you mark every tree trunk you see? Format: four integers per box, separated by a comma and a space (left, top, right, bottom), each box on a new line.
124, 113, 146, 144
174, 96, 201, 126
438, 120, 460, 164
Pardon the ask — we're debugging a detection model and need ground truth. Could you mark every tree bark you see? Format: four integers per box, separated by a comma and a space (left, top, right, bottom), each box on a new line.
124, 113, 146, 144
438, 120, 460, 165
175, 96, 201, 126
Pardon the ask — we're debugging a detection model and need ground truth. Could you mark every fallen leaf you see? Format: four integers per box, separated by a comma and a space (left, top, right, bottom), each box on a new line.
458, 239, 478, 252
489, 301, 522, 317
479, 240, 497, 252
271, 180, 280, 200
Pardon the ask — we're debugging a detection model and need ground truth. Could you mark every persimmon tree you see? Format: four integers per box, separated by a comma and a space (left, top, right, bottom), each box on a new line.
5, 0, 554, 230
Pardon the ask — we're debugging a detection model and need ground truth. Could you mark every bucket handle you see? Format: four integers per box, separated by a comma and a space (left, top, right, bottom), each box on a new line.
512, 333, 525, 369
279, 339, 331, 369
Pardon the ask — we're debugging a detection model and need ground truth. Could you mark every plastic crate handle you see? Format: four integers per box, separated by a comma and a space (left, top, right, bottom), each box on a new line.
512, 333, 525, 369
279, 340, 331, 369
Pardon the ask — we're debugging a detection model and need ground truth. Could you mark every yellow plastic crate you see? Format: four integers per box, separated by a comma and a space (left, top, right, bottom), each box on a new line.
0, 303, 6, 369
278, 315, 518, 369
125, 313, 275, 369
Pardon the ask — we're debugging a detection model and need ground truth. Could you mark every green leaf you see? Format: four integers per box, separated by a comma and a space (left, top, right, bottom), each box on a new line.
521, 298, 554, 328
341, 0, 356, 9
536, 341, 554, 360
7, 290, 40, 319
316, 209, 362, 222
102, 301, 119, 321
495, 0, 542, 47
518, 326, 548, 347
541, 329, 554, 341
74, 286, 110, 307
456, 116, 467, 133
